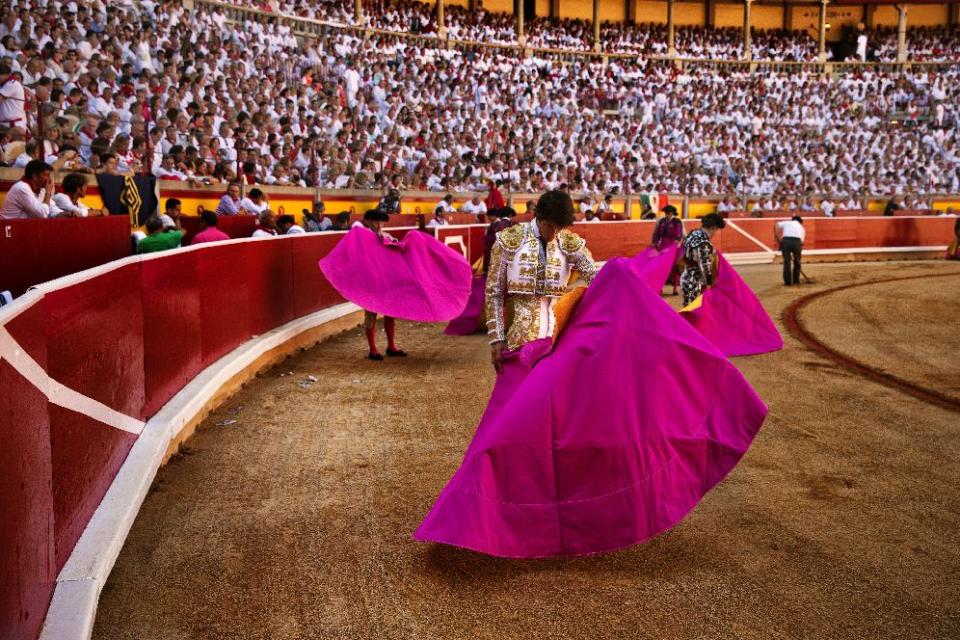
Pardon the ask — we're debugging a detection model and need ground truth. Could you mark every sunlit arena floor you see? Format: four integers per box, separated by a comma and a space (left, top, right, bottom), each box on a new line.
93, 260, 960, 640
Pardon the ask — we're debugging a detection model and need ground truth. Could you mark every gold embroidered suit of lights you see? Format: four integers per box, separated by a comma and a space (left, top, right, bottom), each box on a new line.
486, 222, 599, 351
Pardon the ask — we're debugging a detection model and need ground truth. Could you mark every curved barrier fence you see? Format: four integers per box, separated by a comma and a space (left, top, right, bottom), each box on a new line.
0, 232, 358, 640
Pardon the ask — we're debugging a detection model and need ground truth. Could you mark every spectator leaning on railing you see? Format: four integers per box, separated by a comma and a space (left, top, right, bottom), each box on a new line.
51, 172, 102, 218
0, 159, 53, 219
215, 183, 243, 216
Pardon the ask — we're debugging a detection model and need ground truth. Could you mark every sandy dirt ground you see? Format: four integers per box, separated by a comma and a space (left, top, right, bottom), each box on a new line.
93, 260, 960, 640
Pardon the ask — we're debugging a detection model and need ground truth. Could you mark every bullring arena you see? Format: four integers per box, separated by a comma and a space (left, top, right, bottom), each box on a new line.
2, 0, 960, 639
90, 261, 960, 640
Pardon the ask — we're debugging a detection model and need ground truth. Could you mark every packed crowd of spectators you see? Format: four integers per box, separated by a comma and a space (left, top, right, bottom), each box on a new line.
860, 25, 960, 63
225, 0, 960, 62
0, 0, 958, 215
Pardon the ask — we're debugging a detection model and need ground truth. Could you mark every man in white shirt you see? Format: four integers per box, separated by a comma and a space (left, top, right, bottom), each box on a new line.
435, 194, 455, 215
856, 32, 868, 62
344, 63, 361, 110
820, 199, 836, 218
0, 160, 53, 219
278, 214, 305, 235
239, 188, 269, 216
252, 210, 279, 237
774, 215, 806, 286
50, 172, 97, 218
0, 65, 26, 133
426, 210, 450, 228
460, 195, 487, 217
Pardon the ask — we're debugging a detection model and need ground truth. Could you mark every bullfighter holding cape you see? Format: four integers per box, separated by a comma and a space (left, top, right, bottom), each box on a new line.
319, 209, 473, 359
414, 190, 773, 558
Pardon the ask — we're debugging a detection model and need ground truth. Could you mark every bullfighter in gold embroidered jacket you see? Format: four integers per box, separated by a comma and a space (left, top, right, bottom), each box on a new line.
485, 190, 599, 370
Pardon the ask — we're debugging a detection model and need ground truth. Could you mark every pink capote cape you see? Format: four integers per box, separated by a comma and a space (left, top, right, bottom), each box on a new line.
632, 244, 682, 292
680, 253, 784, 357
414, 257, 769, 558
444, 275, 487, 336
319, 226, 472, 322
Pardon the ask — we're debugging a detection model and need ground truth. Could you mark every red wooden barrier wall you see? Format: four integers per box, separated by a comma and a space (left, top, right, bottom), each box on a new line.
0, 233, 352, 640
0, 217, 132, 297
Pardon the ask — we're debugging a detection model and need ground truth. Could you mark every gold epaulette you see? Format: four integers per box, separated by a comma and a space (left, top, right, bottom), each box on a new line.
497, 223, 525, 252
558, 230, 586, 255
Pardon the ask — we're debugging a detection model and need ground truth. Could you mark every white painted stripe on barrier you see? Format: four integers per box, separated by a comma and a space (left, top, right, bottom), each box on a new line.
39, 301, 361, 640
0, 287, 42, 326
0, 327, 145, 435
726, 220, 777, 254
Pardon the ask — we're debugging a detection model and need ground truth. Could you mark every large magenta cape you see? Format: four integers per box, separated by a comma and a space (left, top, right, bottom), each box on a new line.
319, 226, 472, 322
414, 257, 769, 558
680, 253, 784, 357
444, 275, 487, 336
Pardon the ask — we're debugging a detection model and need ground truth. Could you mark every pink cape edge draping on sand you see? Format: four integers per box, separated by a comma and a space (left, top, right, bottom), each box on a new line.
444, 275, 487, 336
318, 226, 472, 323
680, 253, 784, 357
413, 257, 769, 558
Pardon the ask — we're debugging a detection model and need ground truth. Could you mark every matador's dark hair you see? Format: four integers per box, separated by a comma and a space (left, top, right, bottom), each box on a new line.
701, 213, 726, 230
535, 189, 576, 229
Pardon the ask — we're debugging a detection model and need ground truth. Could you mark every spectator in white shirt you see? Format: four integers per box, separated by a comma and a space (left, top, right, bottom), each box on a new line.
820, 199, 835, 218
252, 210, 279, 237
0, 64, 26, 134
460, 195, 487, 217
435, 194, 455, 215
278, 214, 305, 234
158, 198, 182, 230
578, 196, 595, 219
857, 32, 868, 62
596, 194, 613, 214
51, 172, 101, 218
153, 155, 187, 180
12, 141, 35, 168
0, 159, 53, 219
426, 209, 450, 227
239, 188, 269, 216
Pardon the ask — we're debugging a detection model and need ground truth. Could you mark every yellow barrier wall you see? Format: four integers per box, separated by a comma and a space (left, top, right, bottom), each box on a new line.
687, 201, 717, 219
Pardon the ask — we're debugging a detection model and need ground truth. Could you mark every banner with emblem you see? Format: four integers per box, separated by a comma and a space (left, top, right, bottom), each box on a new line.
96, 174, 157, 227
